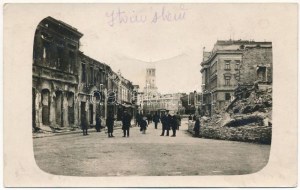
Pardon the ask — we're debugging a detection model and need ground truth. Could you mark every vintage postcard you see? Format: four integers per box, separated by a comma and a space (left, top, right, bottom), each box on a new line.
3, 3, 298, 187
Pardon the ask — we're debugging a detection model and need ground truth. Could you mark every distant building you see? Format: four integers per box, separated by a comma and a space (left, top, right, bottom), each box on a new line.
200, 40, 272, 116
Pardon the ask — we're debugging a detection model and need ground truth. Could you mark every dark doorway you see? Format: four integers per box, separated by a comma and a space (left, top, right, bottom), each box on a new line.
55, 91, 63, 126
68, 92, 74, 125
41, 89, 50, 125
32, 88, 36, 130
89, 104, 93, 124
81, 102, 86, 125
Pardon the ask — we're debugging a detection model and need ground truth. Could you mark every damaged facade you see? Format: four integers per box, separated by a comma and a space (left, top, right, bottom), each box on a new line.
200, 40, 272, 116
32, 17, 136, 131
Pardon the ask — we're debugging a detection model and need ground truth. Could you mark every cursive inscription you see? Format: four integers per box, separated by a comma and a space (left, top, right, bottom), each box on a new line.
106, 5, 187, 27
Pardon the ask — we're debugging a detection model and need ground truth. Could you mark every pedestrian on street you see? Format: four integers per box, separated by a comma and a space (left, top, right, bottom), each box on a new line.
153, 112, 160, 129
193, 114, 197, 121
106, 112, 115, 138
171, 115, 178, 137
81, 116, 89, 136
95, 115, 101, 132
135, 112, 141, 127
140, 116, 148, 134
175, 112, 181, 130
160, 113, 169, 136
193, 116, 201, 137
122, 110, 132, 137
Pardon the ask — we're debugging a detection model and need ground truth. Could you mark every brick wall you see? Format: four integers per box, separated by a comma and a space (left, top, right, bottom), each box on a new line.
240, 47, 273, 85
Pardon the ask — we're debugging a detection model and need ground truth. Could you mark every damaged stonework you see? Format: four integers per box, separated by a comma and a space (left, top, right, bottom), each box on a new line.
32, 17, 137, 133
189, 83, 272, 144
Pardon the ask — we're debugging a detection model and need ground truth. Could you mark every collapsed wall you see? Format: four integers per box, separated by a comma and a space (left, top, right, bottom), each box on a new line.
190, 84, 272, 144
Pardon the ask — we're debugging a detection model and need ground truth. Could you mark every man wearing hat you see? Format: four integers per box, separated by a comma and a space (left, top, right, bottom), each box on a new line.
122, 109, 132, 137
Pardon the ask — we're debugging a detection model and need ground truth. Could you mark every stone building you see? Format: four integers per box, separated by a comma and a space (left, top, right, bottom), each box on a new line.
77, 53, 108, 127
200, 40, 272, 116
32, 17, 83, 130
32, 16, 135, 131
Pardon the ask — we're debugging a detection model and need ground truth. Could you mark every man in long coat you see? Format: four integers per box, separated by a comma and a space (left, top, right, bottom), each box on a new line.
106, 112, 115, 138
122, 110, 132, 137
160, 112, 170, 136
81, 116, 89, 136
153, 112, 160, 129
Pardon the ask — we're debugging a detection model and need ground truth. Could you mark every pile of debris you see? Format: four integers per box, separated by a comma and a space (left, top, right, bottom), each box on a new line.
199, 83, 272, 144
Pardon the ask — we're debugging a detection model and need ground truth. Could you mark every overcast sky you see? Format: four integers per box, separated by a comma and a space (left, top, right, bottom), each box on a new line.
49, 4, 294, 93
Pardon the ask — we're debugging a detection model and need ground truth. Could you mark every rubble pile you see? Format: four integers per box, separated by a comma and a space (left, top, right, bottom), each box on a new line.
195, 85, 272, 144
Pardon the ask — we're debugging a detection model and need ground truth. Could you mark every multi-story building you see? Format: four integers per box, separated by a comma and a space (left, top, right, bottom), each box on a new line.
77, 53, 108, 127
32, 17, 83, 130
200, 40, 272, 116
32, 16, 136, 131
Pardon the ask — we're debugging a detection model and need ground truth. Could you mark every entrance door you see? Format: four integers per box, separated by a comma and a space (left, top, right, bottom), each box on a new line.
41, 89, 50, 125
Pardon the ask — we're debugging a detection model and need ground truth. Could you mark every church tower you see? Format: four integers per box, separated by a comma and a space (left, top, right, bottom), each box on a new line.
144, 67, 158, 98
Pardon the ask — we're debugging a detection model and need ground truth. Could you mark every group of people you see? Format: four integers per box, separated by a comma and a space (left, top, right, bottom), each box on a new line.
81, 110, 201, 138
81, 110, 132, 138
160, 111, 181, 137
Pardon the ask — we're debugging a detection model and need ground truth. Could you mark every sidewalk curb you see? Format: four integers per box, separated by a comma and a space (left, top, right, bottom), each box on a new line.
33, 125, 137, 139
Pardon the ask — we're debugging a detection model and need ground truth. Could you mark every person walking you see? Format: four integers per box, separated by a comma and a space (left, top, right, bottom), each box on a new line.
81, 116, 89, 136
140, 116, 148, 134
106, 112, 115, 138
95, 115, 101, 132
122, 110, 132, 137
171, 114, 178, 137
153, 112, 160, 129
193, 116, 201, 137
160, 113, 169, 136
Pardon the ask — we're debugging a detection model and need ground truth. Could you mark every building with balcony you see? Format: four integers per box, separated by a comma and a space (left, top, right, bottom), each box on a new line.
32, 17, 136, 131
32, 17, 83, 130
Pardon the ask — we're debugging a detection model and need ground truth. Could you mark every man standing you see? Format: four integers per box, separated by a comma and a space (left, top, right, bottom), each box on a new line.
171, 115, 178, 137
161, 111, 171, 136
160, 113, 169, 136
175, 112, 181, 130
106, 112, 115, 138
153, 112, 160, 129
81, 116, 88, 136
193, 116, 201, 137
95, 115, 101, 132
122, 110, 131, 137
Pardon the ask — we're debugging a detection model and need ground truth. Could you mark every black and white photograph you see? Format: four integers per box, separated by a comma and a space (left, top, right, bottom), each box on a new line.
3, 3, 298, 187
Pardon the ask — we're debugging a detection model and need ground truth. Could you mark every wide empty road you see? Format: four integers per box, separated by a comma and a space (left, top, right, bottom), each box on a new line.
33, 119, 270, 176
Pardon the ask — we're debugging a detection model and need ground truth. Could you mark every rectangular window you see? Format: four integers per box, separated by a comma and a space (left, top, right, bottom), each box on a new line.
69, 51, 75, 73
225, 93, 231, 100
235, 60, 240, 70
225, 61, 231, 70
57, 47, 63, 69
82, 63, 86, 83
90, 67, 94, 84
225, 77, 231, 86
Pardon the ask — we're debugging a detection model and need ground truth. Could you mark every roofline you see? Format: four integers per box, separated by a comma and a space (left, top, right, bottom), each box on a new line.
43, 16, 83, 38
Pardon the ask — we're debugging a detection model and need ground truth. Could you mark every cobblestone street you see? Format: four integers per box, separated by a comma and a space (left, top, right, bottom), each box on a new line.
33, 119, 270, 176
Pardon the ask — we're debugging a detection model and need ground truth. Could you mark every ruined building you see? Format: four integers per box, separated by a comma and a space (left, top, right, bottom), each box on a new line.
200, 40, 272, 116
32, 17, 135, 131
